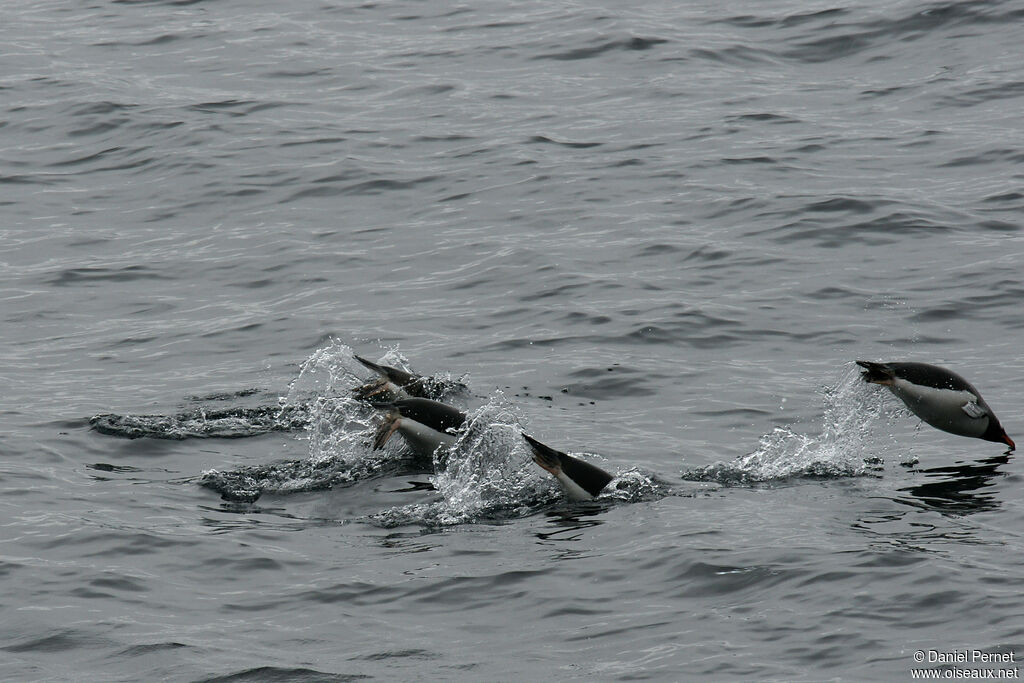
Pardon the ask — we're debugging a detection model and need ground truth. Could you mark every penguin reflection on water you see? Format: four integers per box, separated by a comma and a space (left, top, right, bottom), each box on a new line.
857, 360, 1015, 450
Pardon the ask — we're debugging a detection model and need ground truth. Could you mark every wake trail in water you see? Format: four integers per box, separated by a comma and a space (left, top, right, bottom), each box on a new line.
88, 344, 890, 510
90, 403, 309, 440
683, 363, 894, 485
198, 342, 447, 501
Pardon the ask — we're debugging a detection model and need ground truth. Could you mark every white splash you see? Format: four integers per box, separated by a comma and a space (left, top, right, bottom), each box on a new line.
207, 340, 667, 519
684, 363, 896, 484
372, 393, 558, 527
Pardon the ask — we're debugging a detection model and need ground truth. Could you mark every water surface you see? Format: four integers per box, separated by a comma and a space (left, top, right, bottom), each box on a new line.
3, 1, 1023, 680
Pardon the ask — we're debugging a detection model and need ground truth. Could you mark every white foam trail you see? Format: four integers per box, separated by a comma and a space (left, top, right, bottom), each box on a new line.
685, 363, 893, 484
283, 340, 451, 468
200, 342, 411, 502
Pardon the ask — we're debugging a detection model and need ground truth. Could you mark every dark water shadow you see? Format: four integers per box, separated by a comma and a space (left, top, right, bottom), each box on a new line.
895, 451, 1012, 515
534, 502, 610, 542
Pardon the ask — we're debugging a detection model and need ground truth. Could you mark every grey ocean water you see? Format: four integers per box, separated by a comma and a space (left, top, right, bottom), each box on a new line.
3, 0, 1024, 680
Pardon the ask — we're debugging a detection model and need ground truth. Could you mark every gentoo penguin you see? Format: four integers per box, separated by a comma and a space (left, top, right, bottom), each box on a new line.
372, 398, 466, 459
353, 355, 464, 402
521, 433, 614, 501
857, 360, 1015, 450
354, 355, 429, 401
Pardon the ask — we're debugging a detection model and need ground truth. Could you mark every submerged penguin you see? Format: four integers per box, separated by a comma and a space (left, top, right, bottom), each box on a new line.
354, 355, 432, 401
372, 397, 466, 459
353, 354, 465, 402
521, 433, 614, 501
857, 360, 1014, 450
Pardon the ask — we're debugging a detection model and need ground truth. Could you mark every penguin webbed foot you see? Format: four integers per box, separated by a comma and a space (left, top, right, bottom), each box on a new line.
521, 433, 614, 500
521, 433, 562, 475
353, 379, 399, 402
372, 413, 401, 450
855, 360, 893, 385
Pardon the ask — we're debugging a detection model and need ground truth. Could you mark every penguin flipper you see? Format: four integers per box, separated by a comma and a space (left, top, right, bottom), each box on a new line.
962, 401, 987, 419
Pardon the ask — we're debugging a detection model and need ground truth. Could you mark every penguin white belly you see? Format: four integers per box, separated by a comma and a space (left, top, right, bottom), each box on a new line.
889, 379, 987, 438
555, 470, 596, 502
397, 418, 456, 458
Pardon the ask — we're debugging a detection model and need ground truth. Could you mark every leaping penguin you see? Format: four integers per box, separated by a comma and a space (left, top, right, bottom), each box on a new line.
857, 360, 1014, 450
522, 433, 614, 501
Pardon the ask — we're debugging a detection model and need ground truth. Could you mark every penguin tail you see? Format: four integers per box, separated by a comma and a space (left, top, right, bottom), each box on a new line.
355, 355, 387, 376
355, 354, 419, 387
522, 433, 562, 475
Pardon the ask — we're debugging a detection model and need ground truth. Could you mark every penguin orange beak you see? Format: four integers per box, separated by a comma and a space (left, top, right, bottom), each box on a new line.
1003, 432, 1016, 451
